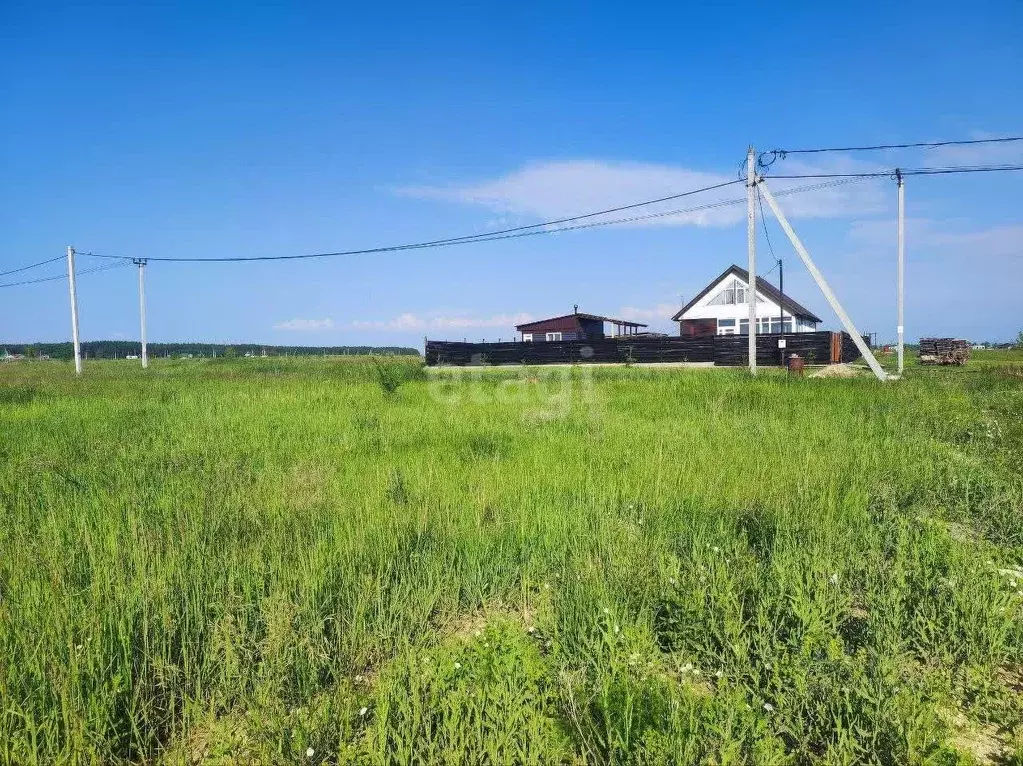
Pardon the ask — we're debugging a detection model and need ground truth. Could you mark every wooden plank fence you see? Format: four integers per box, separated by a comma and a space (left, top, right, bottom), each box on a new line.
426, 331, 866, 367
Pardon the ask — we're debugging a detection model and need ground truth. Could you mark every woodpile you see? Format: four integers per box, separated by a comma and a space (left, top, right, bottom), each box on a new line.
919, 338, 970, 366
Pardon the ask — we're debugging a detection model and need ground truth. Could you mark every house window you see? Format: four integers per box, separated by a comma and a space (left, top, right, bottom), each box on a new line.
545, 332, 563, 341
522, 333, 533, 342
738, 317, 797, 334
717, 319, 736, 335
707, 279, 765, 307
708, 281, 740, 306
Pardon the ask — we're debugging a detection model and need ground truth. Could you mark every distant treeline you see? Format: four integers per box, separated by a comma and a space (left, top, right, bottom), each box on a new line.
2, 341, 420, 360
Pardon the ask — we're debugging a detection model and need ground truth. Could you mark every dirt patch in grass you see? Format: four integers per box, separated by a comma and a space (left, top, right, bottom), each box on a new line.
809, 364, 867, 379
434, 600, 537, 641
940, 708, 1010, 765
997, 663, 1023, 696
286, 459, 333, 511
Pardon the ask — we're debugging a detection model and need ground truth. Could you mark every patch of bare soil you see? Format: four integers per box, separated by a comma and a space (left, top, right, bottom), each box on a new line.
809, 364, 866, 379
940, 708, 1009, 765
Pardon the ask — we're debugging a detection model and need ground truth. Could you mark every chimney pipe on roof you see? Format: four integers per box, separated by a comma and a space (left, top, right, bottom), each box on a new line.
573, 304, 578, 314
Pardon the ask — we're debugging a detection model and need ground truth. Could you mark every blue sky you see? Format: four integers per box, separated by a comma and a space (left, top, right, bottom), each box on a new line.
1, 0, 1021, 348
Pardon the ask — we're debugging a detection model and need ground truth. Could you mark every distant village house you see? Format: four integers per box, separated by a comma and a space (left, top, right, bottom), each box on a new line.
515, 305, 647, 342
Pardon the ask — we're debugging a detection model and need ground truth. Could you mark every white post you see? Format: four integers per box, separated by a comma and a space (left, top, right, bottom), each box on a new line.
896, 170, 905, 376
66, 246, 82, 375
757, 180, 888, 381
747, 146, 757, 374
135, 259, 149, 368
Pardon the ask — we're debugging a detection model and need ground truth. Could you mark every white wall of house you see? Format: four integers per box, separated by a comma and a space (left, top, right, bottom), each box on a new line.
682, 275, 817, 334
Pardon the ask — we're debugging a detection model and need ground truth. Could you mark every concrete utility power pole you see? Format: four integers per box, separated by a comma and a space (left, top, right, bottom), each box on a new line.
66, 246, 82, 375
896, 169, 905, 375
746, 146, 757, 375
757, 180, 888, 381
134, 259, 148, 368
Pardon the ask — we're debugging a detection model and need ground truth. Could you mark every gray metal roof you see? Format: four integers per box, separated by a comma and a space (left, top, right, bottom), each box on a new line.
515, 312, 648, 331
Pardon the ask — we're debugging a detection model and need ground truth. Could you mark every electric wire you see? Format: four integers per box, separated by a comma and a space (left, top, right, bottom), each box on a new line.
77, 178, 866, 264
756, 187, 778, 272
4, 154, 1019, 273
0, 175, 916, 277
0, 261, 129, 289
79, 179, 746, 264
760, 164, 1023, 180
0, 255, 66, 278
768, 135, 1023, 156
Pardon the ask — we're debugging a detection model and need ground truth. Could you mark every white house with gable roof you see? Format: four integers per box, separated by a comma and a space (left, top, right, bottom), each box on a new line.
672, 264, 822, 336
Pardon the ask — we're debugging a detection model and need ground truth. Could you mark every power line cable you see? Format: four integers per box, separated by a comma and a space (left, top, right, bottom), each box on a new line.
900, 164, 1023, 176
78, 177, 864, 264
0, 261, 129, 289
0, 178, 743, 274
79, 178, 746, 264
503, 177, 865, 238
760, 163, 1023, 180
767, 135, 1023, 157
4, 155, 1018, 272
0, 255, 66, 278
756, 187, 778, 269
2, 177, 866, 277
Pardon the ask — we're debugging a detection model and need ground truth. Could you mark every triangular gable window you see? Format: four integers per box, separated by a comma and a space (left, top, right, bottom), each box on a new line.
706, 278, 766, 306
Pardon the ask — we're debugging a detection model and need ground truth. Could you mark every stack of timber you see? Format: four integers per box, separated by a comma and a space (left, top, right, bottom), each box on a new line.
426, 331, 862, 367
919, 338, 970, 365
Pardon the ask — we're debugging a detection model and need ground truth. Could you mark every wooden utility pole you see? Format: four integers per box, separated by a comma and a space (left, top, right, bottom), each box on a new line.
896, 169, 905, 375
746, 146, 757, 375
66, 246, 82, 375
758, 180, 887, 381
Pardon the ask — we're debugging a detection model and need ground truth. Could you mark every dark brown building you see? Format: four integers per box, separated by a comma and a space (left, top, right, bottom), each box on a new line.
515, 307, 647, 341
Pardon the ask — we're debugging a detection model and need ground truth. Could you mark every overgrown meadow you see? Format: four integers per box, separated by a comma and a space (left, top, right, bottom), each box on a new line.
1, 355, 1021, 764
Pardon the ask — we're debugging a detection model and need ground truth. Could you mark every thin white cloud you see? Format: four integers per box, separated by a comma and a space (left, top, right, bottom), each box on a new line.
431, 312, 535, 329
351, 313, 425, 331
848, 218, 1023, 259
351, 307, 688, 334
924, 224, 1023, 258
617, 303, 678, 323
396, 158, 888, 229
925, 132, 1023, 166
351, 312, 535, 332
273, 318, 336, 331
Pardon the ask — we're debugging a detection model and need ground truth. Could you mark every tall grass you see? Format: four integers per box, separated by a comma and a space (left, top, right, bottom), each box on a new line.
0, 357, 1020, 763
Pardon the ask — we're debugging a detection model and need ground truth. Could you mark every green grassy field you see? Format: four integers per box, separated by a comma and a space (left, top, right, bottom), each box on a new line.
1, 355, 1022, 764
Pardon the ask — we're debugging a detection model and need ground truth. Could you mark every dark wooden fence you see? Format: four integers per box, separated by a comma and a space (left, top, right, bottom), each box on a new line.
426, 331, 865, 367
713, 332, 862, 366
